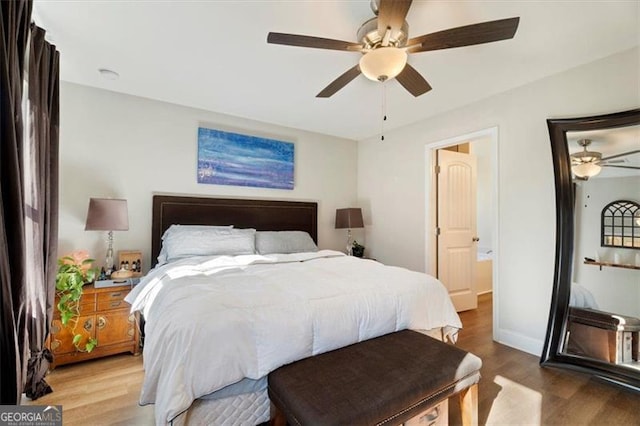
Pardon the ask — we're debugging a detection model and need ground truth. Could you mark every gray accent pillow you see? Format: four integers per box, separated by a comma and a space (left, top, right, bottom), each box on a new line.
161, 225, 256, 263
255, 231, 318, 255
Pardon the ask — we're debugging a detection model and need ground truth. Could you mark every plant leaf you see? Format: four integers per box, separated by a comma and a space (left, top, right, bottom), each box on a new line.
61, 311, 73, 325
72, 334, 82, 345
85, 338, 97, 352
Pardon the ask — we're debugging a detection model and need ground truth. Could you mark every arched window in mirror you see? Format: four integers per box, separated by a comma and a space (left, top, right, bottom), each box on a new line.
601, 200, 640, 249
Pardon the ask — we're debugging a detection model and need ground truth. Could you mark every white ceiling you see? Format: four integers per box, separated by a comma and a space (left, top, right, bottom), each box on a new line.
32, 1, 639, 141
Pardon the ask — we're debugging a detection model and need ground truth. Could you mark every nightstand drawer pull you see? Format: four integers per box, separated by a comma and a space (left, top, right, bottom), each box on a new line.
97, 316, 106, 330
83, 319, 93, 331
110, 301, 122, 308
110, 292, 122, 298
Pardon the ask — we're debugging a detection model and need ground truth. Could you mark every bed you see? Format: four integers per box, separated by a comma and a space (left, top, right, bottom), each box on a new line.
127, 195, 462, 425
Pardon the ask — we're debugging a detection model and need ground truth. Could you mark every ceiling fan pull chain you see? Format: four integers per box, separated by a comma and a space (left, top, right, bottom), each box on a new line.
381, 82, 387, 141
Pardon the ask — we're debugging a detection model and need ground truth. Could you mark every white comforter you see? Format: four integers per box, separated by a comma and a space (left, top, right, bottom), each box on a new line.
126, 250, 461, 424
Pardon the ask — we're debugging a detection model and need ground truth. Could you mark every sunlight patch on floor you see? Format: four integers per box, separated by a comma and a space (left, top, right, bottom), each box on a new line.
486, 375, 542, 425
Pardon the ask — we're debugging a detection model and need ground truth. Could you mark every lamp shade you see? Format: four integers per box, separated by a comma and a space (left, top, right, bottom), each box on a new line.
359, 47, 407, 82
335, 208, 364, 229
85, 198, 129, 231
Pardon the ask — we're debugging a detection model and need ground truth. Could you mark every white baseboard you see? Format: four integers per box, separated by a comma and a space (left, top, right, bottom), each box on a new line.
494, 328, 543, 357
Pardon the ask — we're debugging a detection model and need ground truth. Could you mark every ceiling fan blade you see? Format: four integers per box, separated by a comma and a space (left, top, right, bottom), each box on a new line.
601, 149, 640, 162
602, 164, 640, 170
378, 0, 413, 35
406, 17, 520, 53
316, 65, 361, 98
395, 64, 432, 97
267, 32, 361, 51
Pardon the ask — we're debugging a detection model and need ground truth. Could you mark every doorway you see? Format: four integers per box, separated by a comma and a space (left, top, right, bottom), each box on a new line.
424, 128, 498, 319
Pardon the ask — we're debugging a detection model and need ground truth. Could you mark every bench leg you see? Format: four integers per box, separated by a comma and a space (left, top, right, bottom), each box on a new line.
459, 383, 478, 426
270, 405, 286, 426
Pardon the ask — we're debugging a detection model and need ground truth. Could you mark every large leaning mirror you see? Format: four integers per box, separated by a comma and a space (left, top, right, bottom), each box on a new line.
541, 109, 640, 391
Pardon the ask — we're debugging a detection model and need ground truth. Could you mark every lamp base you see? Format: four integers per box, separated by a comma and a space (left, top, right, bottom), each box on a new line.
105, 230, 115, 274
346, 229, 353, 256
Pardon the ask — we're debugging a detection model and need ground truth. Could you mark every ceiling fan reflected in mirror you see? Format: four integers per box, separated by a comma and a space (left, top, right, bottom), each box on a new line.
571, 139, 640, 180
266, 0, 520, 98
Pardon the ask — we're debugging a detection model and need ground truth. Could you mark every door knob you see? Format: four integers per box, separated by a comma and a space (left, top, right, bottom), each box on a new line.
472, 237, 480, 242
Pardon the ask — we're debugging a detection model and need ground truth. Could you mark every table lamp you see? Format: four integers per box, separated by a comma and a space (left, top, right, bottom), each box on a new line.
85, 198, 129, 274
335, 208, 364, 255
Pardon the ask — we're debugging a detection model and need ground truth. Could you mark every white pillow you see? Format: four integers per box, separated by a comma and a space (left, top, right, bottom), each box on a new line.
157, 225, 234, 265
162, 224, 233, 238
255, 231, 318, 255
160, 225, 257, 263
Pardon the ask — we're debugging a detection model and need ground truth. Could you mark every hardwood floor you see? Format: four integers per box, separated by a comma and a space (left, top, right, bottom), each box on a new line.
24, 293, 640, 425
23, 353, 153, 425
449, 293, 640, 425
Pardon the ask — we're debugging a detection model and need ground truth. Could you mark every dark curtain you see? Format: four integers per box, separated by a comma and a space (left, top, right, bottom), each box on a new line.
0, 0, 32, 405
1, 1, 60, 403
23, 23, 59, 400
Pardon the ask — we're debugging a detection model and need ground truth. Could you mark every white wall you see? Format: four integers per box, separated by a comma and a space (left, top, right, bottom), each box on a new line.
58, 82, 358, 272
573, 176, 640, 318
358, 47, 640, 355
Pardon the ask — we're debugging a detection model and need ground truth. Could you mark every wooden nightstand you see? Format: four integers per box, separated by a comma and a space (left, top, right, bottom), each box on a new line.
49, 283, 140, 368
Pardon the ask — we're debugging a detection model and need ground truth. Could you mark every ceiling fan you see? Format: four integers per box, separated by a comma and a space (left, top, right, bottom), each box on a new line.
571, 139, 640, 180
267, 0, 520, 98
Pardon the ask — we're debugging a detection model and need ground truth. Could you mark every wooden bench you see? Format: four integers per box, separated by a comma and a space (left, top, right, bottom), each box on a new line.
268, 329, 482, 426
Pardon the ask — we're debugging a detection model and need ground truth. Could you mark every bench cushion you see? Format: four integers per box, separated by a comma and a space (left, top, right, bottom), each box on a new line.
268, 330, 482, 426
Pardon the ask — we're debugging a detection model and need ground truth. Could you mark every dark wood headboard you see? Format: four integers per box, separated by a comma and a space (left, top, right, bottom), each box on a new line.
151, 195, 318, 265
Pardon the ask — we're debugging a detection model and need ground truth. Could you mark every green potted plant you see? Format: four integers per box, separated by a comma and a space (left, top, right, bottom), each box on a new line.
352, 240, 365, 258
55, 250, 98, 352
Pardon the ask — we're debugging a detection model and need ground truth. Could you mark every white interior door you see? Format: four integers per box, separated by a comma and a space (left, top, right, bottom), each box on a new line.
437, 149, 478, 311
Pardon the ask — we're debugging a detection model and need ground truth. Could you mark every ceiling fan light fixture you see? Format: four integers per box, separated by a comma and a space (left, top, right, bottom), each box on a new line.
267, 3, 519, 97
359, 47, 407, 82
571, 139, 603, 178
572, 150, 602, 164
572, 162, 602, 178
571, 139, 602, 164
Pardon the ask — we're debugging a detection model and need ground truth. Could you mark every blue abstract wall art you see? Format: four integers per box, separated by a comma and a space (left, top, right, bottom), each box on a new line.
197, 127, 294, 190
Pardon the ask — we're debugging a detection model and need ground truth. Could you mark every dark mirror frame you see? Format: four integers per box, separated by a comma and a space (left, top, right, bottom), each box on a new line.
541, 108, 640, 391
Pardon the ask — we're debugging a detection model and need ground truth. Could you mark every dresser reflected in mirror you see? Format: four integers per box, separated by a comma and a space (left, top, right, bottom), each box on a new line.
542, 109, 640, 390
